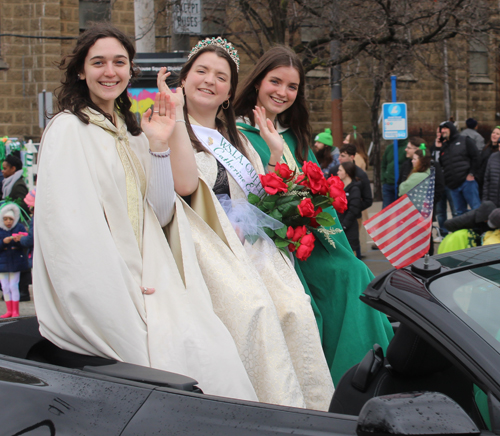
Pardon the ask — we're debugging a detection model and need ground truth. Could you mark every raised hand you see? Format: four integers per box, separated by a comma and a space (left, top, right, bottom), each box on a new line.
253, 106, 283, 164
141, 92, 176, 152
157, 67, 184, 109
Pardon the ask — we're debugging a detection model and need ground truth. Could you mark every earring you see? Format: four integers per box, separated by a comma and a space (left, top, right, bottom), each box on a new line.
222, 100, 230, 110
77, 73, 81, 79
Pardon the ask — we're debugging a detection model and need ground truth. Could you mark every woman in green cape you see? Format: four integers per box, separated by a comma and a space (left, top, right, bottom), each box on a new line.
234, 46, 393, 384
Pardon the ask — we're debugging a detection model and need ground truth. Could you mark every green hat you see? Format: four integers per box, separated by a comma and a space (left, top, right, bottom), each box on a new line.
314, 128, 333, 147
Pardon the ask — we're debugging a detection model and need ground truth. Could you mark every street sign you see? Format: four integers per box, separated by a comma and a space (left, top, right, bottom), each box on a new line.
173, 0, 201, 34
382, 102, 408, 140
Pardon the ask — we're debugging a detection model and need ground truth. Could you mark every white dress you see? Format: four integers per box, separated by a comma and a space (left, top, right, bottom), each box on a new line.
33, 110, 257, 401
186, 122, 334, 410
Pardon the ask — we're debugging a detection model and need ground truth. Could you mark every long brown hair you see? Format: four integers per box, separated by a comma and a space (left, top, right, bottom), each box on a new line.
233, 46, 311, 164
410, 149, 432, 175
346, 131, 368, 168
55, 23, 141, 135
178, 45, 246, 156
314, 147, 333, 169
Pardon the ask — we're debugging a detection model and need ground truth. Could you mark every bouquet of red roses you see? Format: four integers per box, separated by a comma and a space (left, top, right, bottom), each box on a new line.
248, 161, 348, 261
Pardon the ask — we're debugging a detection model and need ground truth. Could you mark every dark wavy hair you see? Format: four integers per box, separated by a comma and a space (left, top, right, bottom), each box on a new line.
346, 131, 368, 168
233, 46, 311, 164
178, 45, 246, 156
314, 146, 333, 170
55, 23, 141, 135
340, 161, 358, 181
4, 154, 23, 171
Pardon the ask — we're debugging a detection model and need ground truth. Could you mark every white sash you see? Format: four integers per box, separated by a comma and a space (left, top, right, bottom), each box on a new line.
191, 125, 263, 197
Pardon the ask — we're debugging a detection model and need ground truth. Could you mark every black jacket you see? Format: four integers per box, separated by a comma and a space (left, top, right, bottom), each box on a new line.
438, 122, 479, 189
444, 201, 496, 234
328, 164, 373, 211
477, 145, 499, 195
338, 180, 362, 251
483, 152, 500, 206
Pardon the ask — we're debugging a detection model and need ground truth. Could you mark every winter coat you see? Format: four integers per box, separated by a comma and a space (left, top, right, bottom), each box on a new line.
460, 128, 485, 151
338, 180, 362, 251
381, 142, 407, 185
0, 222, 30, 273
477, 145, 498, 195
438, 122, 479, 190
443, 200, 496, 234
328, 164, 373, 211
483, 152, 500, 206
398, 169, 431, 197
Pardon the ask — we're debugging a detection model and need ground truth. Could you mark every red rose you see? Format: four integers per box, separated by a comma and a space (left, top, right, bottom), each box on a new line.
275, 162, 294, 181
298, 198, 318, 218
301, 161, 328, 195
286, 225, 307, 252
309, 207, 323, 228
259, 173, 288, 195
296, 232, 316, 261
332, 193, 348, 214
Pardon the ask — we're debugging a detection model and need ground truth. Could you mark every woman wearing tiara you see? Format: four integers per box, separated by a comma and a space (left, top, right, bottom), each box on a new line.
33, 24, 257, 401
157, 38, 334, 410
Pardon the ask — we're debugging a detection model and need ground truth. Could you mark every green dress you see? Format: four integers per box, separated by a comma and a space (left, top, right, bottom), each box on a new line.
237, 122, 394, 384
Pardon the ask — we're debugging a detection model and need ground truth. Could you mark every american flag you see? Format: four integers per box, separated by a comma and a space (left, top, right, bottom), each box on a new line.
365, 169, 435, 269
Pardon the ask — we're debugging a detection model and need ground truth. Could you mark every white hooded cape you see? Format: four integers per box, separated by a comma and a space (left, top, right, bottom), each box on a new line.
33, 111, 257, 401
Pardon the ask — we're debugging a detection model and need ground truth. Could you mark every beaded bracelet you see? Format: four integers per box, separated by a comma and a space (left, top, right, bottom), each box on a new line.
149, 148, 171, 158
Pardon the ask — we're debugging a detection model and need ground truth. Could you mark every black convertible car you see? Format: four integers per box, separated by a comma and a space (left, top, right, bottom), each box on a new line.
1, 245, 500, 435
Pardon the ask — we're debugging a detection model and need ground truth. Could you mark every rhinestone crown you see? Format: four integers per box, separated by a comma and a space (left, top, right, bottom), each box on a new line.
188, 37, 240, 72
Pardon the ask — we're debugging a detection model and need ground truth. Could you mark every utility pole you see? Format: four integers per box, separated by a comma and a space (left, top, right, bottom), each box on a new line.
330, 2, 343, 150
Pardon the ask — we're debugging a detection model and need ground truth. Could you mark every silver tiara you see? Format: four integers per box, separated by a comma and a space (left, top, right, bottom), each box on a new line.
188, 37, 240, 72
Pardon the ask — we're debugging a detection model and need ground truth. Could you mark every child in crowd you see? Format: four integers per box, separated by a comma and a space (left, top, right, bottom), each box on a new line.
0, 203, 29, 318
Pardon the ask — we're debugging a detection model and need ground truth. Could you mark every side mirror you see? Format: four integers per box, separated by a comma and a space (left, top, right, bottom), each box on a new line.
357, 392, 480, 436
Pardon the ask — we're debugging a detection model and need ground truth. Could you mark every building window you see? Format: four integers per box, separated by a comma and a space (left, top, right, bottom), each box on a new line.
79, 0, 111, 33
469, 34, 493, 84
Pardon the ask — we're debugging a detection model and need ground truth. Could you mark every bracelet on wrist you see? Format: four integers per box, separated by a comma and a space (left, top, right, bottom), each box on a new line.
175, 119, 186, 123
149, 148, 171, 158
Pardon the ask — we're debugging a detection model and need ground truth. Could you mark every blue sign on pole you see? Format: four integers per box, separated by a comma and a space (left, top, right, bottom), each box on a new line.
382, 103, 408, 140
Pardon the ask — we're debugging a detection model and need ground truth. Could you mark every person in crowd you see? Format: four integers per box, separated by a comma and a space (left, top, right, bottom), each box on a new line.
328, 144, 372, 212
233, 45, 393, 385
461, 118, 485, 152
430, 128, 456, 237
158, 39, 333, 410
436, 121, 480, 216
443, 200, 496, 235
438, 203, 498, 254
381, 141, 407, 208
482, 145, 500, 207
328, 143, 372, 258
33, 23, 257, 401
337, 162, 362, 255
1, 153, 30, 301
2, 153, 28, 211
0, 203, 29, 318
477, 126, 500, 196
344, 128, 369, 171
13, 189, 36, 269
313, 128, 339, 177
398, 148, 431, 196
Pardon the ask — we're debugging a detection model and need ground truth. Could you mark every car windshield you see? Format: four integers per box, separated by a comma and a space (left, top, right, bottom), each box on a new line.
430, 263, 500, 354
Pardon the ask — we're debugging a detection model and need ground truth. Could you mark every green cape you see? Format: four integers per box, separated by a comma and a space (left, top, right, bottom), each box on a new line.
238, 122, 394, 384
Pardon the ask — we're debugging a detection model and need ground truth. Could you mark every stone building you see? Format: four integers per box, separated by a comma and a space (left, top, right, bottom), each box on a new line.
0, 0, 499, 146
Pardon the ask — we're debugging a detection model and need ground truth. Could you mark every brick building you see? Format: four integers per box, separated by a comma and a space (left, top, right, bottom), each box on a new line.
0, 0, 499, 146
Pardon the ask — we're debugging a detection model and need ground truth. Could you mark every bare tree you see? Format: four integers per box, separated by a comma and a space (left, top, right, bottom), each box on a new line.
203, 0, 499, 199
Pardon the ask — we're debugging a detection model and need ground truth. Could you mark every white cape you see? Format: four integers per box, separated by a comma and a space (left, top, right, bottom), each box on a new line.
33, 111, 257, 401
